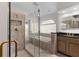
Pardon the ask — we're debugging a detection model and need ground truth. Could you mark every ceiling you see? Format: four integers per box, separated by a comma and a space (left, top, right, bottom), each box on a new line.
58, 3, 79, 18
12, 2, 57, 18
57, 2, 79, 11
11, 2, 79, 23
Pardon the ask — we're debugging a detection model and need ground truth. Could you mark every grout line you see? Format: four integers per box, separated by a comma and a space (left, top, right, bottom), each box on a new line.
24, 48, 34, 57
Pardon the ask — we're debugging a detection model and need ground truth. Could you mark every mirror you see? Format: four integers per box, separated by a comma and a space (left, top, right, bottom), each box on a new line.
58, 5, 79, 34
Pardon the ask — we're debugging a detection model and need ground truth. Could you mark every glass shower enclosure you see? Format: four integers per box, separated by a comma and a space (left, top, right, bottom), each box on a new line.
10, 2, 55, 57
26, 7, 41, 57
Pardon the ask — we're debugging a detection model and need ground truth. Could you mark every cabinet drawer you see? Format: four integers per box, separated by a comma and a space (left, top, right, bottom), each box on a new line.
58, 40, 66, 53
70, 38, 79, 43
67, 42, 79, 56
58, 36, 66, 41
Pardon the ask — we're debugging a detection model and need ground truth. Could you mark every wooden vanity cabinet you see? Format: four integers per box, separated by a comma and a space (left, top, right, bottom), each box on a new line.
67, 38, 79, 56
57, 35, 79, 57
57, 36, 66, 54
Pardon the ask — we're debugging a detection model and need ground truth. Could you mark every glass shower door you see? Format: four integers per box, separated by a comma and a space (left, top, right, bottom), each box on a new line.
29, 9, 40, 57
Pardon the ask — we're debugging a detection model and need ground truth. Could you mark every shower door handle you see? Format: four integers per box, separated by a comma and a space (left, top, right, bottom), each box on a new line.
0, 40, 17, 57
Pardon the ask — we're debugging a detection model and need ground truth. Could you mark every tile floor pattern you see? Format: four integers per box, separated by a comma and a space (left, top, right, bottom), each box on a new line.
17, 50, 31, 57
25, 43, 53, 57
12, 40, 66, 57
12, 49, 66, 57
25, 43, 66, 57
12, 49, 31, 57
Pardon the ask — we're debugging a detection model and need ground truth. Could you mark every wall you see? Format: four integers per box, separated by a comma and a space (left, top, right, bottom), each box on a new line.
11, 6, 26, 50
40, 24, 56, 34
0, 3, 8, 43
0, 2, 9, 56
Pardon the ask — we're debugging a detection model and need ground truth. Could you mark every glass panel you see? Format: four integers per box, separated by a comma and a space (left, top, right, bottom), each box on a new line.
39, 2, 57, 57
0, 2, 9, 57
24, 2, 57, 57
11, 2, 26, 57
10, 2, 57, 57
29, 9, 40, 57
11, 2, 40, 57
24, 3, 40, 57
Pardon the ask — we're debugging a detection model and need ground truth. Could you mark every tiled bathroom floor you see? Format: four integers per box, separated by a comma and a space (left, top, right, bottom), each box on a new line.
13, 37, 66, 57
17, 50, 31, 57
25, 43, 67, 57
12, 49, 66, 57
25, 43, 53, 57
12, 49, 31, 57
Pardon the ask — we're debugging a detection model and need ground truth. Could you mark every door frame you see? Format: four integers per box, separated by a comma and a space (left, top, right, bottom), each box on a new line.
8, 2, 11, 57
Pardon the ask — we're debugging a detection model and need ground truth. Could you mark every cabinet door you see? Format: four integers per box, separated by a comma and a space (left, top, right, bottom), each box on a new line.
57, 36, 66, 53
67, 39, 79, 57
